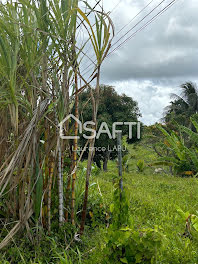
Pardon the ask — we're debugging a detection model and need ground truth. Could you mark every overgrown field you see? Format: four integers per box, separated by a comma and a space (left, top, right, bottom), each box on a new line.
85, 146, 198, 263
1, 145, 198, 263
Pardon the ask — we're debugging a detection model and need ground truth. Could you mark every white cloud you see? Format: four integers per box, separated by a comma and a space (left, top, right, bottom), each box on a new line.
94, 0, 198, 125
103, 79, 180, 125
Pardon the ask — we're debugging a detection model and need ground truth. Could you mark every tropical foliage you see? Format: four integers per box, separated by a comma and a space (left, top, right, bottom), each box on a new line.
78, 85, 141, 170
1, 0, 198, 262
164, 82, 198, 127
152, 115, 198, 176
0, 0, 114, 249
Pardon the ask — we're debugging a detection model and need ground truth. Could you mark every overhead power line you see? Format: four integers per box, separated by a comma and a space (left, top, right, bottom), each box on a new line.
80, 0, 179, 77
80, 0, 166, 75
115, 0, 156, 36
77, 0, 102, 29
109, 0, 169, 52
78, 0, 122, 70
80, 0, 156, 71
107, 0, 179, 57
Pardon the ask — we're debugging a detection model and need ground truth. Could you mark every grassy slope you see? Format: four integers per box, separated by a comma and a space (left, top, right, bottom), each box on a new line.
85, 144, 198, 263
1, 144, 198, 263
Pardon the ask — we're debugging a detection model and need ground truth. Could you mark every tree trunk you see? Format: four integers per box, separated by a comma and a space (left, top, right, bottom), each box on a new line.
103, 150, 110, 171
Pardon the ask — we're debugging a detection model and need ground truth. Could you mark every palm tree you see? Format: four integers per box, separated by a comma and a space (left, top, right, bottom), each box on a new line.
164, 82, 198, 127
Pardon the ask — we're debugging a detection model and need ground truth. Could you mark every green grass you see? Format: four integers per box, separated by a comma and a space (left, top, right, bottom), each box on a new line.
2, 145, 198, 263
85, 145, 198, 263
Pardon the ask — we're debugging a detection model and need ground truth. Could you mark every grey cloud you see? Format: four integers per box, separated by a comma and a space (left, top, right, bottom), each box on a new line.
100, 0, 198, 82
87, 0, 198, 124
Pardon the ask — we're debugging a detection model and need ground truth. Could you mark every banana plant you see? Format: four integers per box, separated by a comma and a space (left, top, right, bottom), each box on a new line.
180, 115, 198, 145
153, 123, 198, 176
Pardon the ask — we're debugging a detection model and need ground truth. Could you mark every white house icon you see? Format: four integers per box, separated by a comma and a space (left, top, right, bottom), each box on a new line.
58, 114, 82, 139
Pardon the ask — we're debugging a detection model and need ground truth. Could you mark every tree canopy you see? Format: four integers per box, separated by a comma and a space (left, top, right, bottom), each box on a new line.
78, 85, 141, 170
164, 82, 198, 127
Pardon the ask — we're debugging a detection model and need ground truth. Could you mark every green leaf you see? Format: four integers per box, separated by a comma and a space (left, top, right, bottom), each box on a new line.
110, 203, 114, 213
120, 257, 128, 263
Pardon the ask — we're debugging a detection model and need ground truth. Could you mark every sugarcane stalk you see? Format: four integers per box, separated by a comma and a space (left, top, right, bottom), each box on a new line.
55, 109, 64, 225
35, 146, 43, 221
80, 137, 95, 234
80, 66, 100, 234
71, 71, 78, 225
58, 142, 64, 224
43, 126, 49, 227
65, 168, 72, 222
61, 153, 64, 213
48, 158, 54, 232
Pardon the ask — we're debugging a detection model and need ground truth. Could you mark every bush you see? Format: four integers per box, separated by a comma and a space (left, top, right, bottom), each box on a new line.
136, 160, 145, 172
104, 185, 164, 263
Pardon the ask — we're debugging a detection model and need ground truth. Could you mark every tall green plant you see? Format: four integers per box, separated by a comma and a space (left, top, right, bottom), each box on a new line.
105, 184, 164, 263
153, 121, 198, 176
0, 3, 20, 134
79, 6, 114, 235
0, 0, 114, 249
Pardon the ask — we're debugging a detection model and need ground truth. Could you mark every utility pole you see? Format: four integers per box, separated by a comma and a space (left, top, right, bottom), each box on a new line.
117, 132, 123, 192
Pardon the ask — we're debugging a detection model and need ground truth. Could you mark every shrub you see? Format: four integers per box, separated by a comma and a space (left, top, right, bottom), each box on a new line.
136, 160, 145, 172
104, 185, 164, 263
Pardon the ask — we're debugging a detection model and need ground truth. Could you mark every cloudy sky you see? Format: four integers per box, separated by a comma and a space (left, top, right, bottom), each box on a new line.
82, 0, 198, 125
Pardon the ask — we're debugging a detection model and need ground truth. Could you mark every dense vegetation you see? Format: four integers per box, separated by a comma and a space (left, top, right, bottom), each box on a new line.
1, 145, 198, 263
1, 0, 198, 263
79, 85, 141, 170
0, 0, 114, 248
163, 82, 198, 128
